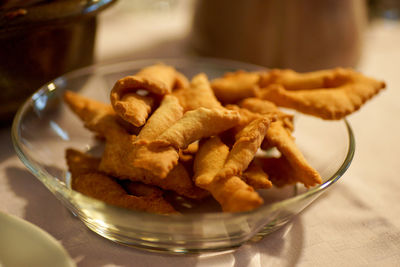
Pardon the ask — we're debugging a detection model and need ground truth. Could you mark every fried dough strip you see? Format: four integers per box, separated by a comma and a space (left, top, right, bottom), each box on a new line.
64, 90, 138, 142
63, 92, 205, 198
135, 107, 239, 177
193, 137, 230, 188
239, 98, 294, 131
63, 90, 140, 141
193, 136, 263, 212
114, 116, 142, 135
260, 121, 295, 150
65, 149, 177, 214
258, 68, 386, 120
178, 142, 199, 163
218, 117, 271, 178
172, 73, 223, 112
242, 160, 272, 189
224, 105, 277, 148
210, 176, 264, 212
174, 71, 190, 89
63, 90, 117, 137
152, 107, 240, 149
240, 97, 287, 115
257, 156, 299, 187
110, 64, 186, 126
181, 141, 199, 155
66, 148, 165, 200
111, 63, 177, 96
259, 69, 342, 90
73, 173, 177, 214
131, 95, 183, 178
211, 70, 262, 104
112, 93, 155, 127
135, 95, 183, 141
122, 181, 164, 198
225, 104, 264, 127
264, 121, 322, 187
130, 144, 180, 179
65, 148, 100, 177
238, 98, 294, 149
98, 130, 206, 199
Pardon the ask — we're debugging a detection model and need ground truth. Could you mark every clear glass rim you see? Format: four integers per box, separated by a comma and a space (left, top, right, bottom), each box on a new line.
11, 57, 356, 222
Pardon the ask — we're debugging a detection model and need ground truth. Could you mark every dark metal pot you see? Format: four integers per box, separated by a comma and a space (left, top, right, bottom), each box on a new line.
0, 0, 116, 123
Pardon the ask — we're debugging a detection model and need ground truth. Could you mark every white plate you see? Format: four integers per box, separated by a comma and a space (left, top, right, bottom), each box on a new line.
0, 212, 75, 267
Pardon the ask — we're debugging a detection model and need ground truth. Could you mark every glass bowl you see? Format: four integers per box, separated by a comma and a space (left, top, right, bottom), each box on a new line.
12, 58, 355, 254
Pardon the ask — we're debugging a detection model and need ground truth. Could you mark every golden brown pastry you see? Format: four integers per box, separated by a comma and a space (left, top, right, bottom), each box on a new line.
63, 63, 386, 214
110, 63, 188, 126
173, 73, 223, 112
65, 149, 177, 214
193, 136, 263, 212
258, 68, 386, 120
211, 70, 263, 104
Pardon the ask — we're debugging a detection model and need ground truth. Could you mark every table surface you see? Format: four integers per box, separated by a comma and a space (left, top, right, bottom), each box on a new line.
1, 2, 400, 266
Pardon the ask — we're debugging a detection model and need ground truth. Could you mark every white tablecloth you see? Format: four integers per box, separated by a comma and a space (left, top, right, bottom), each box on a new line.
1, 1, 400, 266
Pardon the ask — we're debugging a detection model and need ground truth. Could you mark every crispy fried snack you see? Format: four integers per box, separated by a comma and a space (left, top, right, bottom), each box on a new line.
135, 95, 183, 142
110, 63, 187, 127
112, 93, 155, 127
131, 95, 183, 178
64, 90, 144, 140
181, 141, 199, 155
115, 116, 142, 135
122, 181, 164, 197
193, 136, 263, 212
130, 144, 180, 179
178, 142, 199, 163
219, 104, 315, 188
211, 70, 263, 104
193, 137, 229, 188
64, 90, 139, 143
264, 121, 322, 187
63, 64, 385, 214
131, 95, 182, 170
239, 98, 294, 131
172, 73, 222, 112
260, 68, 340, 90
242, 160, 272, 189
258, 68, 386, 120
111, 63, 178, 96
100, 140, 206, 199
134, 107, 239, 177
257, 156, 299, 187
73, 173, 177, 214
174, 71, 190, 89
63, 91, 151, 181
64, 92, 205, 198
63, 90, 117, 137
152, 107, 241, 149
217, 117, 271, 178
98, 124, 206, 199
65, 148, 100, 177
225, 104, 264, 127
210, 176, 264, 212
238, 98, 294, 149
65, 149, 177, 214
260, 121, 295, 151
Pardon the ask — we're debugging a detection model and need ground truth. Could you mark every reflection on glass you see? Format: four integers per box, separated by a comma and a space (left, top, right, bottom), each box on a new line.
50, 121, 69, 140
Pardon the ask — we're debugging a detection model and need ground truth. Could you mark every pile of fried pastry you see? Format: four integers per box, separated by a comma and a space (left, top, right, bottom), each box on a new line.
64, 63, 385, 214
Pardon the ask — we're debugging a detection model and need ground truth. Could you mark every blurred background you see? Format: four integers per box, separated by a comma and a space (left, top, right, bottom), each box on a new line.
1, 0, 399, 123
